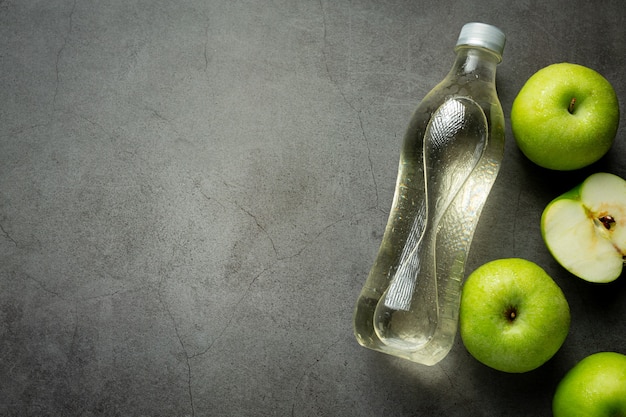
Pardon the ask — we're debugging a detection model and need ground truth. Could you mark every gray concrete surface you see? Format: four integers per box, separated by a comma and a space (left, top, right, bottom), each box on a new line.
2, 0, 626, 415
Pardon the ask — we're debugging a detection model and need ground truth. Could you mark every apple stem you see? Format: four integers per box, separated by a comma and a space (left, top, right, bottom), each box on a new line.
505, 306, 517, 322
568, 97, 576, 114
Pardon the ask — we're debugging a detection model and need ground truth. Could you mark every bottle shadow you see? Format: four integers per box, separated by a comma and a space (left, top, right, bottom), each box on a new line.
359, 337, 567, 415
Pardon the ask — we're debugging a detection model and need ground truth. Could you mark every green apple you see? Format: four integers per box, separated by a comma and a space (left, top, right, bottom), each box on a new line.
459, 258, 570, 373
553, 352, 626, 417
511, 63, 619, 171
541, 172, 626, 283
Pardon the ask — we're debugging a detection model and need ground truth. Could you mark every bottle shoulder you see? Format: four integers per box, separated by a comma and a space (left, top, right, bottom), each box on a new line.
412, 84, 503, 126
424, 77, 500, 104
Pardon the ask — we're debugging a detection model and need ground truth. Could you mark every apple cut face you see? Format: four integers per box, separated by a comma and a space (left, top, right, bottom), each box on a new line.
542, 173, 626, 283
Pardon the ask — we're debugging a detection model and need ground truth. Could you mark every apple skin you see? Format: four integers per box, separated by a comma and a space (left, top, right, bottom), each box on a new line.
541, 172, 626, 283
459, 258, 570, 373
511, 63, 619, 171
553, 352, 626, 417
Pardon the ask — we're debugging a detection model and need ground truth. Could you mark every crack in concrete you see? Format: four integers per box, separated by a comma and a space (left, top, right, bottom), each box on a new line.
0, 222, 18, 247
23, 272, 65, 299
354, 112, 379, 208
190, 266, 270, 360
9, 122, 52, 137
81, 288, 125, 301
203, 22, 210, 73
290, 336, 342, 416
157, 280, 196, 417
67, 305, 81, 358
278, 214, 351, 261
21, 268, 142, 303
317, 0, 379, 209
233, 202, 280, 259
198, 189, 227, 211
223, 193, 330, 263
70, 111, 116, 141
197, 184, 281, 260
199, 183, 377, 264
53, 0, 77, 108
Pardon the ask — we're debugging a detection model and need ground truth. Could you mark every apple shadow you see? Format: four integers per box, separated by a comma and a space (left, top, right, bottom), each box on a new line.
515, 150, 592, 196
512, 141, 623, 202
571, 266, 626, 303
462, 344, 570, 415
566, 268, 626, 341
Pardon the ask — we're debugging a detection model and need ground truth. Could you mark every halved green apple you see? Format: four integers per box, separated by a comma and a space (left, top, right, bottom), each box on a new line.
541, 172, 626, 283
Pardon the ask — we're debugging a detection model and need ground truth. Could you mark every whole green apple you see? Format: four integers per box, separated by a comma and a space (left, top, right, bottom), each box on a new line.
459, 258, 570, 373
553, 352, 626, 417
542, 172, 626, 283
511, 63, 619, 171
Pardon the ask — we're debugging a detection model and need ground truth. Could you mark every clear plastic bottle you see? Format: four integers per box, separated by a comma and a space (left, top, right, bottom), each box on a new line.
353, 23, 506, 365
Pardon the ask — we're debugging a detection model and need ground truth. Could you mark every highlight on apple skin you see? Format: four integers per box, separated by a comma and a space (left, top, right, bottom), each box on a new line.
459, 258, 570, 373
511, 62, 620, 171
541, 172, 626, 283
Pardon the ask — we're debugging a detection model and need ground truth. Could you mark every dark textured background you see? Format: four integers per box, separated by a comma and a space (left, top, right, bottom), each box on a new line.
1, 0, 625, 415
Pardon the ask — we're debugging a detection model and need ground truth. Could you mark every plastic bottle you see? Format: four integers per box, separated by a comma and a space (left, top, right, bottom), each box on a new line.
353, 22, 506, 365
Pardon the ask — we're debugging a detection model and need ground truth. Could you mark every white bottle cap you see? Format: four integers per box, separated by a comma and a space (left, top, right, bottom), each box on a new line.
456, 22, 506, 57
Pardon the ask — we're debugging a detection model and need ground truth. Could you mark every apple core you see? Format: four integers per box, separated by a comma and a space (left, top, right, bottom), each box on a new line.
541, 172, 626, 283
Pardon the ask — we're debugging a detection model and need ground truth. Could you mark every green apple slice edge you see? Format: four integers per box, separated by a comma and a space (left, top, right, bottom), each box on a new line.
541, 173, 626, 283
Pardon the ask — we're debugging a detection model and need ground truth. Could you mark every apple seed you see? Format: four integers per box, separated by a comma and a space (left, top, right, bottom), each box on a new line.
598, 215, 616, 230
568, 97, 576, 114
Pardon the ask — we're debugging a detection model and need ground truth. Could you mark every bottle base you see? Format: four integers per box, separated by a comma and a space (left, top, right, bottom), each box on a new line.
355, 336, 453, 366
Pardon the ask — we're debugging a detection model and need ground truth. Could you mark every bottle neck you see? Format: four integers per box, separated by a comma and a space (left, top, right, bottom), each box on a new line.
448, 46, 500, 85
